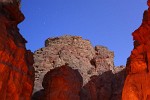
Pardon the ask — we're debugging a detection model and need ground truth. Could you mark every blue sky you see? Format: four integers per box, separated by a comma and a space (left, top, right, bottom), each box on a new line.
19, 0, 148, 66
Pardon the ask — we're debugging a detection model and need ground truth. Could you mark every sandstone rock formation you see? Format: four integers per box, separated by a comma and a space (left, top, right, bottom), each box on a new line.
122, 0, 150, 100
81, 66, 125, 100
33, 35, 126, 100
34, 35, 115, 92
0, 1, 34, 100
32, 64, 83, 100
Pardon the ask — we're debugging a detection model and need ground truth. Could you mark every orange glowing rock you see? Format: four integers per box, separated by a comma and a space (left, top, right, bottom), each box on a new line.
148, 0, 150, 8
0, 2, 34, 100
122, 0, 150, 99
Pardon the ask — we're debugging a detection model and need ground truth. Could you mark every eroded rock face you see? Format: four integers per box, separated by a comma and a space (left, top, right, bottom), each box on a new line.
122, 0, 150, 100
34, 35, 115, 93
33, 35, 126, 100
0, 1, 34, 100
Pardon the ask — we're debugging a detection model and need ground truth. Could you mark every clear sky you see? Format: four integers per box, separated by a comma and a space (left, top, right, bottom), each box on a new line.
19, 0, 148, 66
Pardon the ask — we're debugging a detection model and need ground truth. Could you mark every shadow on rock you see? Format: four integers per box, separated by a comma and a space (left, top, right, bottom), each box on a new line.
80, 69, 126, 100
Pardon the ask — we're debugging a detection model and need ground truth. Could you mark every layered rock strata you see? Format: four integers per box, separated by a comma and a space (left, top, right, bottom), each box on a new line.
33, 35, 126, 100
122, 0, 150, 100
0, 1, 34, 100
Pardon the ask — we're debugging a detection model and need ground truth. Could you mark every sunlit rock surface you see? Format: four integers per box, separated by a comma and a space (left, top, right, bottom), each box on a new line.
0, 1, 34, 100
122, 0, 150, 100
33, 35, 126, 100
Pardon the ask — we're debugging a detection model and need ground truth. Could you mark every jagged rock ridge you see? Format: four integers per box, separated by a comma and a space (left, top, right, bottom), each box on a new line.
33, 35, 125, 100
34, 35, 114, 91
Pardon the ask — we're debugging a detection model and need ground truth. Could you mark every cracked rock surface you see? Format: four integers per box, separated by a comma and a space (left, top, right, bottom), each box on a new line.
33, 35, 126, 100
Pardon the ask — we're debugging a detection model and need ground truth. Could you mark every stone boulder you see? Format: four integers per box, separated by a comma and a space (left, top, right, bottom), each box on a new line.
32, 64, 83, 100
80, 66, 126, 100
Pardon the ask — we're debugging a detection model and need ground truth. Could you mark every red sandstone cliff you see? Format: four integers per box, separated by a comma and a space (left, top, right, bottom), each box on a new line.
122, 0, 150, 100
0, 1, 34, 100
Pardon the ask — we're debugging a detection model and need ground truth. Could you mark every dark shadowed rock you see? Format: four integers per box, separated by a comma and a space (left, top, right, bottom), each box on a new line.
80, 66, 126, 100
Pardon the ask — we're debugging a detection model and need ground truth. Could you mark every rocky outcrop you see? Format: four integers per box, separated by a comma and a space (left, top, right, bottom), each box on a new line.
81, 66, 125, 100
43, 65, 82, 100
33, 35, 126, 100
0, 1, 34, 100
122, 0, 150, 100
34, 35, 115, 92
32, 64, 83, 100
